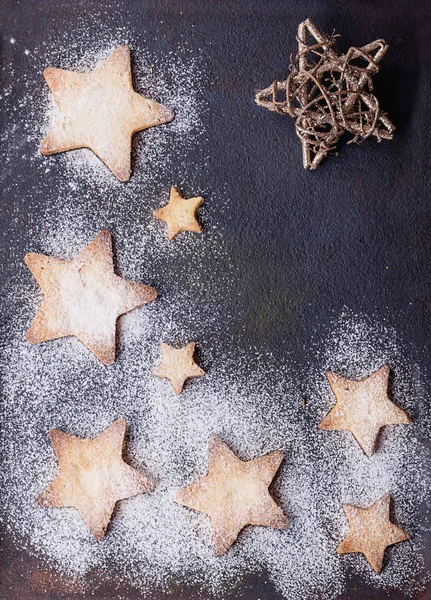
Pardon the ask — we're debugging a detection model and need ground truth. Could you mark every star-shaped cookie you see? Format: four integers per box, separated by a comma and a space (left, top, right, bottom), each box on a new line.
152, 342, 205, 394
153, 187, 203, 239
175, 435, 288, 554
41, 45, 174, 181
25, 230, 157, 365
337, 493, 409, 573
318, 365, 411, 456
37, 419, 154, 540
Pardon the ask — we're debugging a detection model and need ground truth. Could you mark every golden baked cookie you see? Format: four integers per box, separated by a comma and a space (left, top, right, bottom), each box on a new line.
41, 45, 174, 181
175, 435, 288, 554
318, 365, 411, 455
25, 230, 157, 365
152, 342, 205, 394
153, 187, 203, 240
37, 419, 154, 540
337, 493, 409, 573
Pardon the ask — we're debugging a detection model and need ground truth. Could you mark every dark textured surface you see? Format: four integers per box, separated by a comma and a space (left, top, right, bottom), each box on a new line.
1, 0, 431, 598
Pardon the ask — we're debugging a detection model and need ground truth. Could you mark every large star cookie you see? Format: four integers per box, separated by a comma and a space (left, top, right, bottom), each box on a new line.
25, 230, 157, 365
318, 365, 411, 455
37, 419, 154, 540
41, 45, 174, 181
152, 342, 205, 394
175, 435, 288, 554
337, 493, 409, 573
153, 187, 203, 239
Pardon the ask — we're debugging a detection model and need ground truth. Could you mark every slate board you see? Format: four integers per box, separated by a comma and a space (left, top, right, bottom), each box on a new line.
1, 0, 431, 598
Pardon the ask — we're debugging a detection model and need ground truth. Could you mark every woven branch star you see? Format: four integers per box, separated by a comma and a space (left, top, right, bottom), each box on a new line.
175, 435, 288, 554
41, 45, 174, 181
256, 19, 395, 169
152, 342, 205, 394
25, 230, 157, 365
337, 493, 409, 573
37, 419, 154, 540
318, 365, 411, 456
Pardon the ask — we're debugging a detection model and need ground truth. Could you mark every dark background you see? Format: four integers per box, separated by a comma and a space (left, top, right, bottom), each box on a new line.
1, 0, 431, 598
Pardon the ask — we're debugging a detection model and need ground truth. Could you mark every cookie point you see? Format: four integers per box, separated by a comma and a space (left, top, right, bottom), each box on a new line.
143, 475, 156, 494
96, 229, 112, 241
363, 444, 374, 457
40, 138, 51, 155
159, 105, 174, 124
97, 348, 116, 366
142, 285, 158, 304
273, 449, 285, 462
173, 489, 185, 504
43, 66, 56, 80
36, 491, 49, 507
114, 417, 127, 431
209, 434, 222, 449
93, 528, 107, 541
317, 419, 327, 430
24, 252, 34, 266
25, 330, 37, 344
378, 364, 390, 377
101, 356, 115, 366
48, 427, 61, 440
277, 514, 289, 529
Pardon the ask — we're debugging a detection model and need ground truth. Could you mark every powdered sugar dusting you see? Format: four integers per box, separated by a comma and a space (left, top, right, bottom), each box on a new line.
1, 10, 431, 600
2, 13, 208, 207
2, 284, 431, 599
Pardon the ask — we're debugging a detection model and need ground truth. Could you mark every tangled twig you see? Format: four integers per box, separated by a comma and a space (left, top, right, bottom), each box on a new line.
255, 19, 395, 169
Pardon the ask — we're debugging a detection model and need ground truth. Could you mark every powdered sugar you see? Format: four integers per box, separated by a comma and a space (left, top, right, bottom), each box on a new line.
1, 12, 431, 600
2, 289, 431, 599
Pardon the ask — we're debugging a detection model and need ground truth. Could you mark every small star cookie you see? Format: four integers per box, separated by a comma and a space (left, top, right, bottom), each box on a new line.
153, 187, 203, 239
41, 45, 174, 181
37, 419, 154, 540
318, 365, 411, 455
152, 342, 205, 394
337, 493, 409, 573
25, 230, 157, 365
175, 435, 288, 554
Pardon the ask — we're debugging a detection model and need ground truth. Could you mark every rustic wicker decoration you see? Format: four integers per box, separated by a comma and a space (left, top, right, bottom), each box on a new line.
255, 19, 395, 169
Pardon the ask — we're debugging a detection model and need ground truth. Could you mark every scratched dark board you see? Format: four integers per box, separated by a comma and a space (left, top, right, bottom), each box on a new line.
1, 0, 431, 599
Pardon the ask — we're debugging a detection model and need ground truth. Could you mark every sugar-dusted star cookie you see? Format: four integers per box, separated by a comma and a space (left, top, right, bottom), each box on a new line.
153, 187, 203, 240
37, 419, 154, 540
175, 435, 288, 554
25, 230, 157, 365
41, 45, 174, 182
318, 365, 411, 456
337, 493, 409, 573
152, 342, 205, 394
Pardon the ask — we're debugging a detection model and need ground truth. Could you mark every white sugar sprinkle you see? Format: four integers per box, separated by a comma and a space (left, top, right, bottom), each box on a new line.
1, 12, 431, 600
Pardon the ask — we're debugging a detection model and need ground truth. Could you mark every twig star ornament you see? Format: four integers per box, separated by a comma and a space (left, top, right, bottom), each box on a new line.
37, 419, 154, 540
152, 342, 205, 394
41, 45, 174, 181
25, 230, 157, 365
256, 19, 395, 169
337, 494, 409, 573
175, 436, 288, 554
153, 187, 203, 240
318, 365, 412, 456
